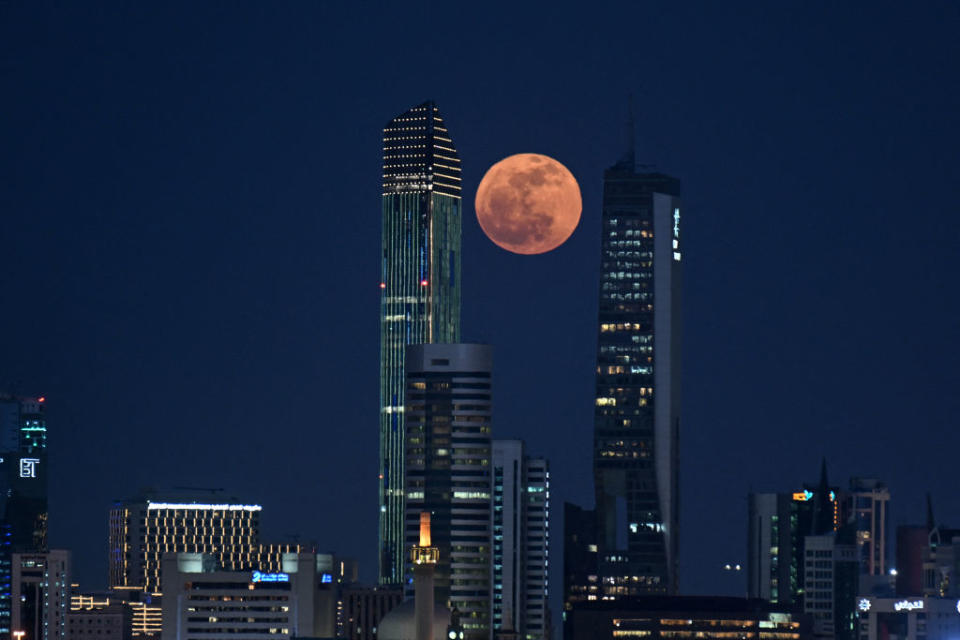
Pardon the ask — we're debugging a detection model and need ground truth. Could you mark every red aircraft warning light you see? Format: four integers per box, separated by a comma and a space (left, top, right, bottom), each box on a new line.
420, 279, 428, 286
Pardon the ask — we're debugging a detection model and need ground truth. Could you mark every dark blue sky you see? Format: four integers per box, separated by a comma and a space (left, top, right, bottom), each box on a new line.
2, 1, 959, 602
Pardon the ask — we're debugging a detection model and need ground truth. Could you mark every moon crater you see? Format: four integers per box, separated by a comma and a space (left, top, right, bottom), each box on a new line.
475, 153, 582, 255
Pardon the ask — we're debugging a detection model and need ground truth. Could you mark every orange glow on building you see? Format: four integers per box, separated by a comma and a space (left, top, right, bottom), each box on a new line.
419, 512, 431, 547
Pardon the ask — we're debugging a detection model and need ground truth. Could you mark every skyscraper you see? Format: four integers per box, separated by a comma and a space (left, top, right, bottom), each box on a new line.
590, 147, 682, 596
404, 344, 491, 640
379, 101, 462, 585
491, 440, 550, 640
0, 393, 49, 640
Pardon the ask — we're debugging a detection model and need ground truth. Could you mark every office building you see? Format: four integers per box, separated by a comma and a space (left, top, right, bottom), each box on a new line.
563, 142, 683, 604
843, 478, 889, 579
340, 586, 402, 640
160, 551, 338, 640
563, 504, 598, 605
72, 589, 160, 640
0, 393, 50, 640
803, 534, 858, 639
379, 101, 462, 586
11, 550, 70, 640
491, 440, 550, 640
563, 596, 811, 640
747, 466, 873, 640
747, 464, 851, 607
404, 344, 491, 640
108, 494, 261, 592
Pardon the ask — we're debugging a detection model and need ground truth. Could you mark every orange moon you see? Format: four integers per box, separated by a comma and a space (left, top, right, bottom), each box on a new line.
474, 153, 582, 255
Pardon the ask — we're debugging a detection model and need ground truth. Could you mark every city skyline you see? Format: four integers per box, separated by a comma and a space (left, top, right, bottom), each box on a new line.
2, 1, 960, 617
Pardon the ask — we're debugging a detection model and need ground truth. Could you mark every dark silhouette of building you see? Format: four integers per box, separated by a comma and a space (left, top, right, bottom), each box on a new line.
564, 596, 811, 640
379, 101, 462, 586
340, 586, 402, 640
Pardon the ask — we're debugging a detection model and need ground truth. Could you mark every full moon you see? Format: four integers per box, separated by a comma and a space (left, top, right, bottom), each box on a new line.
474, 153, 582, 255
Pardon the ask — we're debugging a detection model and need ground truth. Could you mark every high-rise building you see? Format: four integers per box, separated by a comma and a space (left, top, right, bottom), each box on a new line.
379, 101, 462, 586
11, 550, 70, 640
491, 440, 550, 640
108, 495, 261, 593
0, 393, 50, 640
747, 465, 870, 640
570, 145, 682, 600
404, 344, 491, 640
843, 478, 889, 579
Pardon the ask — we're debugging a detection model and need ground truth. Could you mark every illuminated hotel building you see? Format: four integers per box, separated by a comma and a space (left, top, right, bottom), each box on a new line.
379, 101, 462, 585
0, 393, 50, 640
108, 496, 261, 593
564, 146, 682, 602
404, 344, 491, 640
491, 441, 550, 640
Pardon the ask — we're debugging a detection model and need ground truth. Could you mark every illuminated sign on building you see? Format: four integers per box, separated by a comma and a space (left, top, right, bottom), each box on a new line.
672, 208, 681, 261
147, 502, 262, 512
19, 458, 39, 478
251, 571, 289, 583
894, 599, 923, 612
858, 598, 871, 612
321, 573, 333, 584
793, 490, 813, 502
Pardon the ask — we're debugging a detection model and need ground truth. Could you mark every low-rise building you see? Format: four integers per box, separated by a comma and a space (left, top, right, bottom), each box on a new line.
564, 596, 811, 640
160, 552, 337, 640
855, 596, 960, 639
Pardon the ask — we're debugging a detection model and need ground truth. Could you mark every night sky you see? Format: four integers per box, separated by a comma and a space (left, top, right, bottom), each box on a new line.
3, 0, 959, 607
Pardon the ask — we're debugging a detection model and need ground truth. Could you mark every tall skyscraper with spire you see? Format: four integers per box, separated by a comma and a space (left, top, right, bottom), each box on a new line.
379, 101, 461, 585
565, 120, 682, 605
591, 142, 682, 595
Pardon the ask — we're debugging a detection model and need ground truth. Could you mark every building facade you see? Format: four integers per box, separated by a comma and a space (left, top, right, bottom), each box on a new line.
160, 552, 338, 640
404, 344, 492, 640
0, 394, 50, 640
854, 596, 960, 639
340, 586, 402, 640
563, 596, 811, 640
803, 534, 858, 639
843, 478, 889, 580
66, 594, 131, 640
379, 101, 463, 586
108, 495, 262, 592
11, 550, 70, 640
491, 440, 550, 640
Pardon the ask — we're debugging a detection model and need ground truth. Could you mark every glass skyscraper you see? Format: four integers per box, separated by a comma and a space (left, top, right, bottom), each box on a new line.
589, 149, 682, 596
379, 101, 461, 585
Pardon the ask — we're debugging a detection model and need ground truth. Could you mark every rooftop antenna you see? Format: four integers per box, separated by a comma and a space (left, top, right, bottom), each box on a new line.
623, 93, 636, 170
